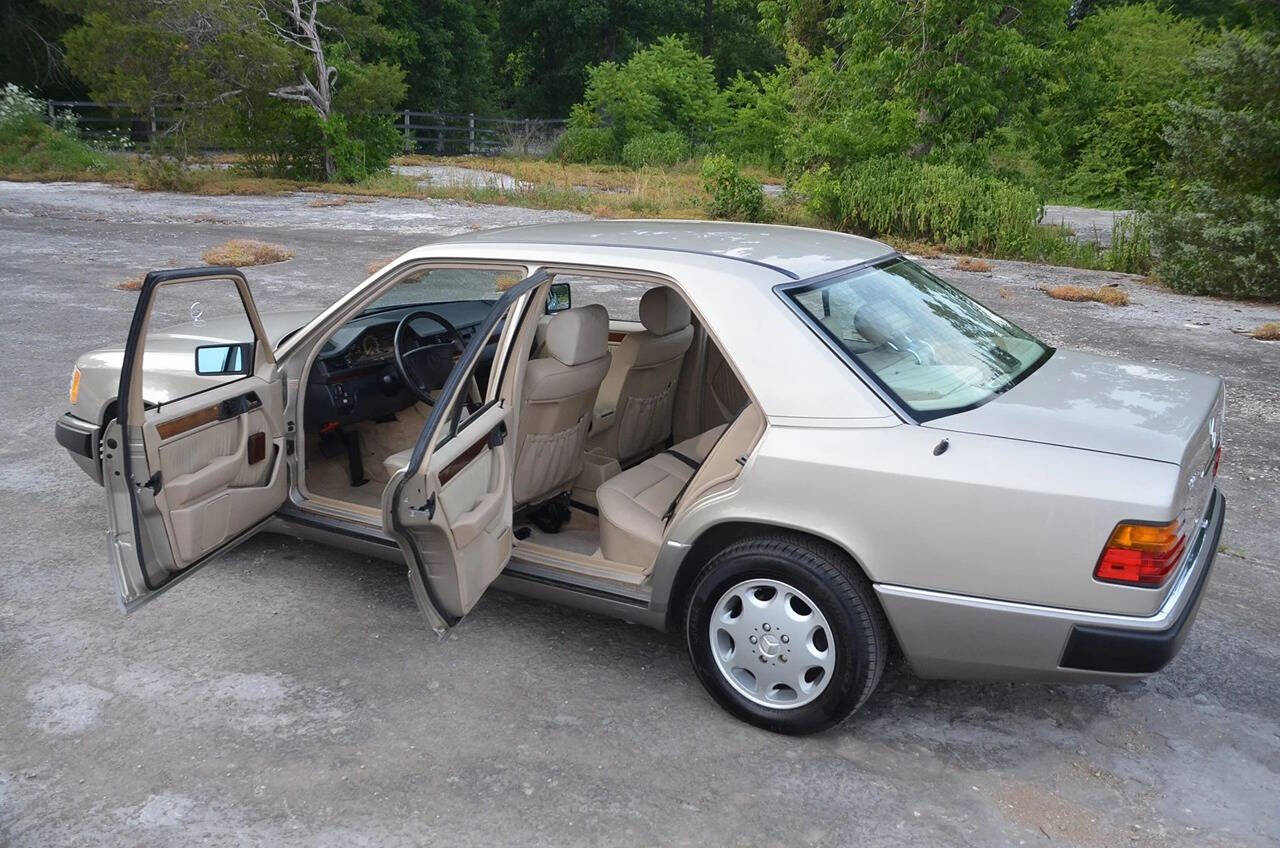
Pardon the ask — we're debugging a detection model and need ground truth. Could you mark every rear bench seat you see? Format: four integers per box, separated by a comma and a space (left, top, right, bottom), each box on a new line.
596, 425, 727, 568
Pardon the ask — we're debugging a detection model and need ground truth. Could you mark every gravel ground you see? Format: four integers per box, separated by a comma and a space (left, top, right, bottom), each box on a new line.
0, 180, 1277, 847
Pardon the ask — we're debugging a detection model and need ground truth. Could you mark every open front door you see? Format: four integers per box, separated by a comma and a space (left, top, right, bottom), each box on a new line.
384, 270, 548, 633
103, 267, 288, 611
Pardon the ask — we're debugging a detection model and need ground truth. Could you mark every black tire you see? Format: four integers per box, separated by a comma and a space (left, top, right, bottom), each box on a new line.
684, 533, 889, 734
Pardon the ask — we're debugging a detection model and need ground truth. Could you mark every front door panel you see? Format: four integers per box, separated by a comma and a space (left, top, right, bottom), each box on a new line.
105, 267, 287, 610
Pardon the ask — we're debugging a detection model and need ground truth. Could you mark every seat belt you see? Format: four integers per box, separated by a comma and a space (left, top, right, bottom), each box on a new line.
660, 419, 739, 524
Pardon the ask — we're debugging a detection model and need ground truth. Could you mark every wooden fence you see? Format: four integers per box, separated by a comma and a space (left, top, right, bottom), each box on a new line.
44, 101, 567, 157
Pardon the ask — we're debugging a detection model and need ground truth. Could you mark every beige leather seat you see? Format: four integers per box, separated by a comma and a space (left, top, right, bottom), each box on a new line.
596, 424, 726, 567
591, 287, 694, 465
512, 304, 611, 506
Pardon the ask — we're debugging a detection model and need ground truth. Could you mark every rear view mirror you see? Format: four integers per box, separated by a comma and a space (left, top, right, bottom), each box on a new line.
195, 342, 252, 376
547, 281, 571, 313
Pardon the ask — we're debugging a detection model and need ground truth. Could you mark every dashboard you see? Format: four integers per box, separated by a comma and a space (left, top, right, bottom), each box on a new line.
304, 299, 499, 432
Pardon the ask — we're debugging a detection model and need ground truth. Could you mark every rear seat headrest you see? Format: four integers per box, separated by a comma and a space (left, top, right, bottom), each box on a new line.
545, 303, 609, 366
639, 287, 691, 336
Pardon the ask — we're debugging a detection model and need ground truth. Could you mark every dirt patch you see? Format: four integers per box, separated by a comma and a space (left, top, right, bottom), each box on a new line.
365, 257, 392, 275
1044, 283, 1130, 306
1253, 322, 1280, 341
202, 239, 295, 267
954, 257, 994, 272
115, 274, 145, 291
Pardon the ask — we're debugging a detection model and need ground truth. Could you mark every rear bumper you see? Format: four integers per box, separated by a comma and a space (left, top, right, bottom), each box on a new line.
55, 413, 103, 485
875, 489, 1225, 682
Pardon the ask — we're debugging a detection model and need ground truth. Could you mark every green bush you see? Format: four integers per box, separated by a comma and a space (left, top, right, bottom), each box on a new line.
0, 84, 105, 176
717, 71, 791, 172
1147, 32, 1280, 299
701, 154, 766, 222
228, 102, 399, 182
552, 125, 620, 164
1041, 4, 1208, 205
568, 37, 725, 151
799, 158, 1044, 255
622, 131, 690, 169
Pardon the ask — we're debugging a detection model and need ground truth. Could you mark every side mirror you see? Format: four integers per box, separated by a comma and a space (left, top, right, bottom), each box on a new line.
195, 342, 252, 376
546, 281, 571, 314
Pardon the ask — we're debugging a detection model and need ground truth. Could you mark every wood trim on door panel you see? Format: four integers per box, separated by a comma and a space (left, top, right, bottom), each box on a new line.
438, 438, 488, 486
156, 405, 220, 439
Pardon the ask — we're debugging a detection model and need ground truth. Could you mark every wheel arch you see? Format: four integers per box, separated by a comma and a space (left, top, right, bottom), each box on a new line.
663, 520, 895, 645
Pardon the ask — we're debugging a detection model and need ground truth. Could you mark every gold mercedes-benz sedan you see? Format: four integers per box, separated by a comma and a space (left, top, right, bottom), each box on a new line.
55, 221, 1225, 734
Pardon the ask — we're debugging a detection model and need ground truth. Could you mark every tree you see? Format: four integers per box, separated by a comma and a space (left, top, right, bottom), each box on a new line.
55, 0, 405, 179
1046, 3, 1209, 203
0, 0, 82, 97
769, 0, 1070, 171
1147, 31, 1280, 298
377, 0, 495, 113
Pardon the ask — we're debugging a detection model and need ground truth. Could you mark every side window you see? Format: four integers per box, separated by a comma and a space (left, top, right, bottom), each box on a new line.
143, 278, 258, 404
552, 274, 656, 323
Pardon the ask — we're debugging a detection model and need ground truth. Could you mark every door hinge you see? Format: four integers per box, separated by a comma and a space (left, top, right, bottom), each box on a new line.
141, 471, 162, 493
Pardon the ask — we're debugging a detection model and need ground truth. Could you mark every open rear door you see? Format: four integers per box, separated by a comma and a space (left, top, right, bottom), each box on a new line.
103, 267, 288, 610
384, 270, 548, 633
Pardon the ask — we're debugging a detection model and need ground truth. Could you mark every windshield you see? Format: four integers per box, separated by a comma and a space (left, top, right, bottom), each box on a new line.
786, 258, 1051, 419
360, 267, 521, 315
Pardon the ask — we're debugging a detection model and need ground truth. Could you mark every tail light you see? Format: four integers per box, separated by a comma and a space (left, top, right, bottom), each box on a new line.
1095, 520, 1187, 587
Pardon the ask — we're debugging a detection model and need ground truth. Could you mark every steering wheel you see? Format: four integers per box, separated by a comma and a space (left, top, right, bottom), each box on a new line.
392, 310, 470, 406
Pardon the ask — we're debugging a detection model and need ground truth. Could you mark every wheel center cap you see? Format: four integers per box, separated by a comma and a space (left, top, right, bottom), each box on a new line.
759, 633, 783, 658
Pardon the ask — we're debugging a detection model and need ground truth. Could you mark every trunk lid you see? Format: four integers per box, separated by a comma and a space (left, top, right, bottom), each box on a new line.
929, 349, 1224, 468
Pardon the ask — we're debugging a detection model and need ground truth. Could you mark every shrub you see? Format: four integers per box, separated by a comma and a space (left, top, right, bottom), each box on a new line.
700, 154, 766, 222
799, 158, 1043, 255
227, 101, 399, 183
0, 84, 105, 176
1049, 4, 1209, 205
553, 125, 620, 164
568, 37, 725, 150
622, 131, 690, 169
202, 240, 295, 266
1043, 284, 1130, 306
1146, 32, 1280, 299
718, 71, 791, 172
1253, 323, 1280, 341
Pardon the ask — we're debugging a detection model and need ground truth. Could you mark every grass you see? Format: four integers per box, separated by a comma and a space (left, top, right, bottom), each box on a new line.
365, 258, 393, 275
0, 117, 107, 177
202, 239, 294, 266
0, 128, 1157, 278
954, 257, 994, 272
115, 274, 145, 291
1253, 322, 1280, 341
1043, 284, 1131, 306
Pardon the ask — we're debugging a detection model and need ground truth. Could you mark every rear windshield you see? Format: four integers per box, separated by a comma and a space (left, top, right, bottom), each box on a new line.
786, 258, 1051, 420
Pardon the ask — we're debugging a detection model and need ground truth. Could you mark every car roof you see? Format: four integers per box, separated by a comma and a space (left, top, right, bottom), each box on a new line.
436, 220, 895, 282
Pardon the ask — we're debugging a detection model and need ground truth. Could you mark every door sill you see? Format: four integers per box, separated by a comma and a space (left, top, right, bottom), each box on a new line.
503, 558, 650, 606
511, 542, 651, 589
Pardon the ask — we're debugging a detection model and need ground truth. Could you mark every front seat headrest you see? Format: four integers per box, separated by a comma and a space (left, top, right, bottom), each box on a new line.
854, 302, 909, 346
638, 287, 691, 336
545, 304, 609, 366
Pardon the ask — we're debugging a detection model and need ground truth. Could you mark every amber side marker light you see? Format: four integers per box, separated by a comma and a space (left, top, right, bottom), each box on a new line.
69, 367, 81, 405
1095, 520, 1187, 587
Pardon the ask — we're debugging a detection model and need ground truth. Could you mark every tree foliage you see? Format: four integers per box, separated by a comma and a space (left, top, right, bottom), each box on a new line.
1147, 31, 1280, 299
767, 0, 1070, 169
566, 36, 725, 159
